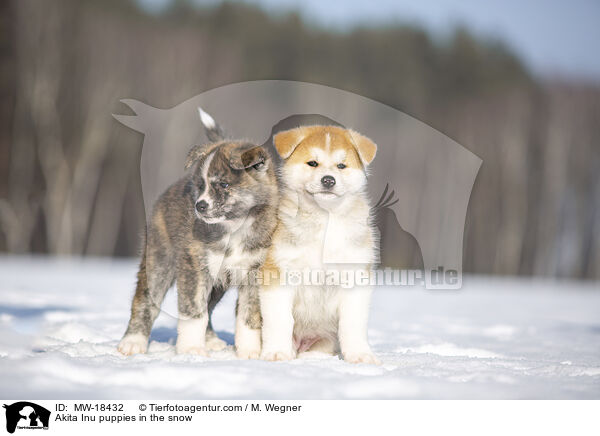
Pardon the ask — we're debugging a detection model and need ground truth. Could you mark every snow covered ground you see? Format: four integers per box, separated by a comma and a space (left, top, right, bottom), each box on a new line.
0, 256, 598, 399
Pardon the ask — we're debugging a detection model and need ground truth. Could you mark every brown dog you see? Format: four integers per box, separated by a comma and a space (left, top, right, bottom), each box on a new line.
118, 109, 278, 358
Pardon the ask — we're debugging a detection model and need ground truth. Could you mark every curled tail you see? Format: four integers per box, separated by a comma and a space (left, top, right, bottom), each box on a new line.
198, 107, 225, 142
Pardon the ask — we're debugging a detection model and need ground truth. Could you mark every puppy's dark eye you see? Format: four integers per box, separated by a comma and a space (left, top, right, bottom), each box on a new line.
307, 161, 318, 167
219, 182, 229, 189
252, 161, 264, 170
337, 163, 346, 169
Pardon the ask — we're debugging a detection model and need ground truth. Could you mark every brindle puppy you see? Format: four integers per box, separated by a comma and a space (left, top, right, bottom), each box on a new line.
118, 109, 278, 358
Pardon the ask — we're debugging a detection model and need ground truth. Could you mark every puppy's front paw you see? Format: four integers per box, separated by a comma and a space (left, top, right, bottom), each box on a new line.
343, 351, 381, 365
237, 348, 261, 360
118, 334, 148, 356
261, 350, 296, 361
235, 326, 261, 359
205, 335, 227, 351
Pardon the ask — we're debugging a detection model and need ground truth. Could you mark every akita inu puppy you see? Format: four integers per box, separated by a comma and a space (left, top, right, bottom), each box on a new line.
118, 109, 277, 358
260, 125, 380, 364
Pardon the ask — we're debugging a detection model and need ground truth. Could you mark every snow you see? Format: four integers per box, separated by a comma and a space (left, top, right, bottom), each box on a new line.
0, 256, 599, 399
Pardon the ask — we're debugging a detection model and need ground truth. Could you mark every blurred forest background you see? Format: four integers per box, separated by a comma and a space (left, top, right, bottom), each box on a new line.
0, 0, 598, 279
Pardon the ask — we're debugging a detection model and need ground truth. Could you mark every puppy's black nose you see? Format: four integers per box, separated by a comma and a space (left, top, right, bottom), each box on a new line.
196, 200, 208, 213
321, 175, 336, 189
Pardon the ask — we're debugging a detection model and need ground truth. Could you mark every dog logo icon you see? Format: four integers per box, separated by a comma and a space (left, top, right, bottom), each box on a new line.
372, 183, 424, 270
114, 80, 481, 289
3, 402, 50, 434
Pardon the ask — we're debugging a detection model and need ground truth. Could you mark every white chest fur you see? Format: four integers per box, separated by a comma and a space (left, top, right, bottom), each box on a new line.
206, 219, 263, 281
273, 194, 375, 338
275, 197, 375, 269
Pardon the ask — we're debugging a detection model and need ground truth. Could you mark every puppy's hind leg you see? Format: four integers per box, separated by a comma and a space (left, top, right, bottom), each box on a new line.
205, 283, 228, 351
305, 337, 337, 355
118, 246, 174, 355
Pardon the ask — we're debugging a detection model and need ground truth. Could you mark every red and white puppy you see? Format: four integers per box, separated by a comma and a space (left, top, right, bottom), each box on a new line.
260, 125, 380, 364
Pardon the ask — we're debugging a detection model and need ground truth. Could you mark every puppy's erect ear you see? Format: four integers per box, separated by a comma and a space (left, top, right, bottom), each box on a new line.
229, 145, 269, 170
273, 127, 308, 159
348, 130, 377, 166
184, 142, 220, 170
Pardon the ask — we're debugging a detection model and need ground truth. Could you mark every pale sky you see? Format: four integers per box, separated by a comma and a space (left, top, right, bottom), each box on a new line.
138, 0, 600, 81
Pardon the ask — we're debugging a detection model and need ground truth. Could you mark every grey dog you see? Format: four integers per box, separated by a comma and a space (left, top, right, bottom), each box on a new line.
118, 109, 278, 358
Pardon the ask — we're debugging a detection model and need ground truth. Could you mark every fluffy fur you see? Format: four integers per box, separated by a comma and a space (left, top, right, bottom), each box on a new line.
259, 125, 380, 364
118, 110, 278, 358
